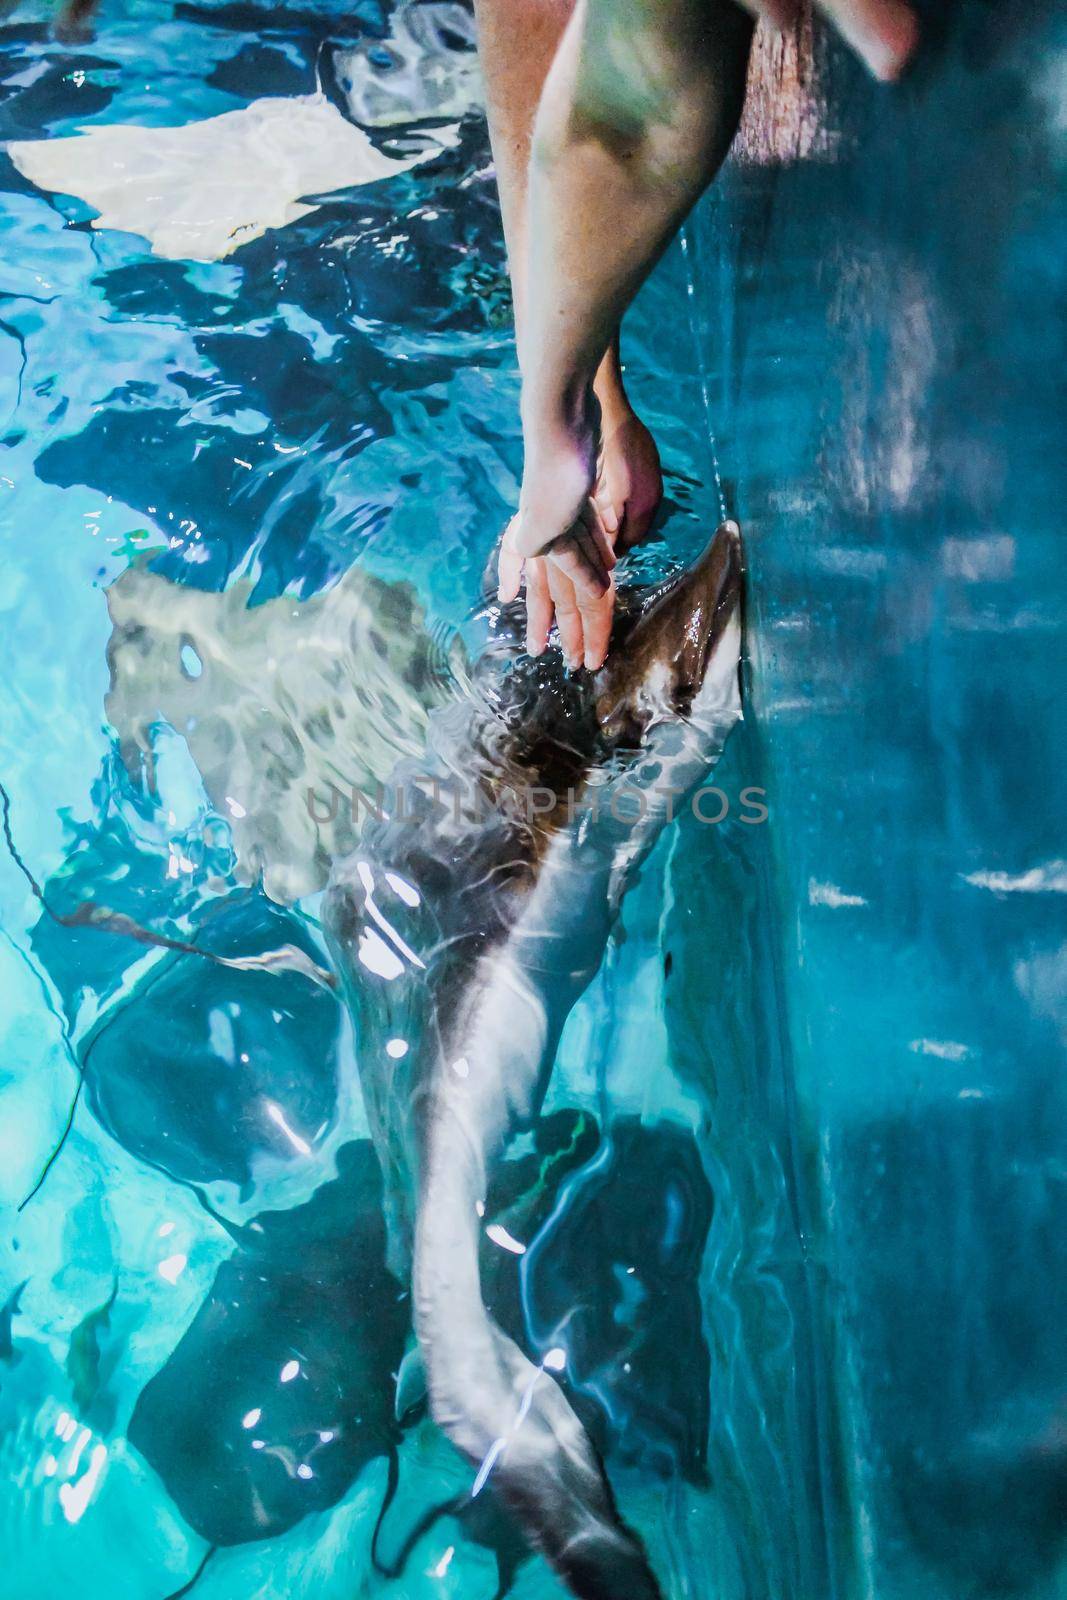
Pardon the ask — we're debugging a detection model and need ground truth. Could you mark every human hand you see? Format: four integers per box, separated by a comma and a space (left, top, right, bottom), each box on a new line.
498, 505, 617, 671
744, 0, 918, 81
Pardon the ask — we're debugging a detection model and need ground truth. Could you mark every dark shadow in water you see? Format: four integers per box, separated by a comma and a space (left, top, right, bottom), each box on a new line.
128, 1140, 407, 1547
126, 1106, 718, 1586
523, 1118, 715, 1485
80, 895, 342, 1193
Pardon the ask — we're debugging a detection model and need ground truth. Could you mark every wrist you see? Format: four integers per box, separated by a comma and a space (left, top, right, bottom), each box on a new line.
520, 371, 599, 448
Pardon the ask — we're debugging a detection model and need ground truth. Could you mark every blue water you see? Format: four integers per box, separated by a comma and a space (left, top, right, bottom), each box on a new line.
0, 5, 787, 1598
1, 1, 1064, 1598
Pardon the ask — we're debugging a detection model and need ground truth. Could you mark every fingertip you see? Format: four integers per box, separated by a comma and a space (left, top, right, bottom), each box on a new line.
849, 0, 919, 79
876, 10, 919, 79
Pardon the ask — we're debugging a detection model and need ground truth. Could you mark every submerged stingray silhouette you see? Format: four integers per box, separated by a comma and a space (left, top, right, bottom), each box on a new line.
128, 1141, 407, 1548
7, 94, 459, 261
524, 1118, 714, 1483
105, 554, 464, 904
127, 1090, 716, 1597
81, 895, 342, 1193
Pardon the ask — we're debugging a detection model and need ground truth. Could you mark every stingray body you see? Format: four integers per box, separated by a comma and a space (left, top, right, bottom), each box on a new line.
6, 94, 458, 261
324, 523, 743, 1599
80, 895, 341, 1194
523, 1118, 715, 1483
128, 1140, 407, 1548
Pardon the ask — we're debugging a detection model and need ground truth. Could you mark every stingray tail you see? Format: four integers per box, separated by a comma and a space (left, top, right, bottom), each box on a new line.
413, 1121, 662, 1600
163, 1544, 217, 1600
372, 1478, 466, 1579
0, 780, 335, 992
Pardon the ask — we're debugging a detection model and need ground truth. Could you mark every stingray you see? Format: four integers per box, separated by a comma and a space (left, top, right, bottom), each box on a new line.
523, 1118, 714, 1483
6, 92, 459, 261
130, 1119, 602, 1592
105, 555, 465, 904
324, 525, 742, 1597
128, 1141, 408, 1556
79, 893, 342, 1194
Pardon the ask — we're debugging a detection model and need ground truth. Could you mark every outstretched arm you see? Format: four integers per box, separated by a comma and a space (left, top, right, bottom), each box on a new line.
474, 0, 665, 679
499, 0, 753, 667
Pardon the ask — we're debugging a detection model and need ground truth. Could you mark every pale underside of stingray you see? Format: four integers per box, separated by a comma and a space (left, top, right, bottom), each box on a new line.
6, 94, 459, 261
106, 560, 465, 904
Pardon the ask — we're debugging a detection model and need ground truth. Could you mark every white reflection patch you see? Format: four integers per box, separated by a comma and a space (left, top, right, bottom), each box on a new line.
485, 1224, 525, 1255
265, 1100, 312, 1156
59, 1443, 107, 1524
808, 879, 868, 909
358, 929, 405, 981
386, 871, 421, 906
962, 861, 1067, 895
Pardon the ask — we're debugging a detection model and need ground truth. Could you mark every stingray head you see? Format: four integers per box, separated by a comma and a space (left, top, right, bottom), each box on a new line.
595, 520, 743, 745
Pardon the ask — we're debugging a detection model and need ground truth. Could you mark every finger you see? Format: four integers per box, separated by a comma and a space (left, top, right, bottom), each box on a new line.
547, 536, 611, 600
594, 487, 620, 543
582, 502, 617, 570
577, 574, 616, 672
546, 507, 615, 599
524, 557, 553, 657
817, 0, 918, 79
547, 564, 584, 669
498, 519, 523, 602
